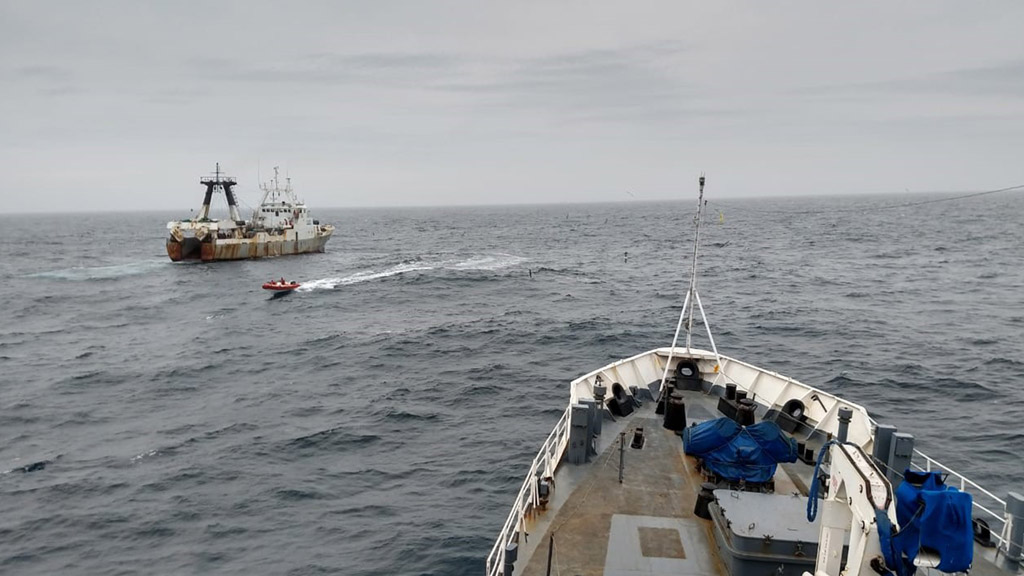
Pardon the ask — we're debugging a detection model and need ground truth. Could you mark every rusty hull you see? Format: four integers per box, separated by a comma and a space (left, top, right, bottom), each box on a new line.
166, 237, 203, 262
168, 234, 331, 262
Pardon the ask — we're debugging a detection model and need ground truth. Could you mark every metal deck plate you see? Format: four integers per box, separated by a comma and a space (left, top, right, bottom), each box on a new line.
605, 515, 716, 576
712, 490, 818, 546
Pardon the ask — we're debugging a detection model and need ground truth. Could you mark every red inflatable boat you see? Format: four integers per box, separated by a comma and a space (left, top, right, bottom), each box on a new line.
263, 278, 300, 292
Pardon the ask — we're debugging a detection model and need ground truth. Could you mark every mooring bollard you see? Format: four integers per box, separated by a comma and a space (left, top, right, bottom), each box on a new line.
504, 542, 517, 576
837, 407, 853, 443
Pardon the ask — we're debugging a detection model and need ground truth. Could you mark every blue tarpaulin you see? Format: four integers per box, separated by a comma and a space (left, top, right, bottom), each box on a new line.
682, 418, 798, 483
884, 469, 973, 574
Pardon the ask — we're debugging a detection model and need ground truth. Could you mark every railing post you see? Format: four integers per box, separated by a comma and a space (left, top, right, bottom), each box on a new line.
1006, 492, 1024, 563
593, 383, 606, 436
545, 534, 554, 576
580, 399, 598, 458
618, 432, 626, 484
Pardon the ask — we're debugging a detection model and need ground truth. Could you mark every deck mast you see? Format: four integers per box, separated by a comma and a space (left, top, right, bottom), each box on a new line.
684, 175, 706, 352
258, 166, 298, 205
659, 174, 723, 392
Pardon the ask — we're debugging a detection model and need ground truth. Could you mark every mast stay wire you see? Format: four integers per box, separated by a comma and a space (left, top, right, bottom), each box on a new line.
707, 183, 1024, 216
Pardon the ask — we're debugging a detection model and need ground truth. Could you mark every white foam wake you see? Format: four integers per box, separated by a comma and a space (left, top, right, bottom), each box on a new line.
451, 254, 528, 270
297, 262, 435, 291
297, 253, 526, 291
29, 260, 167, 281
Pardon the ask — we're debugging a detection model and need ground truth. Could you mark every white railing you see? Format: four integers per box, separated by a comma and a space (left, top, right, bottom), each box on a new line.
486, 406, 573, 576
911, 449, 1011, 550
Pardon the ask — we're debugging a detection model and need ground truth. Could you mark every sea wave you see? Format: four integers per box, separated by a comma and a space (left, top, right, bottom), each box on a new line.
27, 260, 167, 281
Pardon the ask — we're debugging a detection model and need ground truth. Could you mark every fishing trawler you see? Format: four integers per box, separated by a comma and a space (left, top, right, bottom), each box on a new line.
166, 164, 334, 262
488, 177, 1023, 576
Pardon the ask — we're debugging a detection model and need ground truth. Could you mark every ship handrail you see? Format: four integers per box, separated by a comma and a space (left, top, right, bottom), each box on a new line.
486, 405, 572, 576
911, 448, 1011, 550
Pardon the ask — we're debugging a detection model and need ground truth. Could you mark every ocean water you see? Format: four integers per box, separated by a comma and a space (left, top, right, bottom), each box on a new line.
1, 192, 1022, 575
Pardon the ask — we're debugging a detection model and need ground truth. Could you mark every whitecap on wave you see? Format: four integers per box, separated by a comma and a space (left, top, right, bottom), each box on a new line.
450, 253, 527, 271
130, 450, 159, 463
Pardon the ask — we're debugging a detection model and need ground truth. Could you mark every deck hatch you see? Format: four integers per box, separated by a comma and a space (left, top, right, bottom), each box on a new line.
605, 515, 714, 575
638, 527, 685, 558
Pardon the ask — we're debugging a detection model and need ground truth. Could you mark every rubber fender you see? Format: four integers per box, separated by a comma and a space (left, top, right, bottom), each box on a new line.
781, 399, 807, 422
608, 383, 634, 417
973, 517, 995, 547
675, 359, 700, 382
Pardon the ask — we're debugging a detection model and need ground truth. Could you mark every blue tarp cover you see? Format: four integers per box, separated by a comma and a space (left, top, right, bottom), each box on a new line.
682, 418, 798, 483
885, 469, 973, 574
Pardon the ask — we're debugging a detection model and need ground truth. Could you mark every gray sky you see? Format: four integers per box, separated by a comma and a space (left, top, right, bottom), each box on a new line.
2, 1, 1023, 213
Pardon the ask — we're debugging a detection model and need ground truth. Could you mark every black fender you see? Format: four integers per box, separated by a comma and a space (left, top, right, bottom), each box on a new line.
675, 359, 700, 382
781, 398, 807, 422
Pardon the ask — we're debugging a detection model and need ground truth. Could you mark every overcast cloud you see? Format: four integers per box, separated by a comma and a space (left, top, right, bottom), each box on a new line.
2, 1, 1023, 213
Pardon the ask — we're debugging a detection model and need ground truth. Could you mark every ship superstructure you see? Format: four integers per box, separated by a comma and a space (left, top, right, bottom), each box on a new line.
166, 164, 334, 262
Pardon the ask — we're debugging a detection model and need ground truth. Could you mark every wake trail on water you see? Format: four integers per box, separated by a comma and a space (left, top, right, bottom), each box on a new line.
298, 253, 527, 291
27, 260, 168, 281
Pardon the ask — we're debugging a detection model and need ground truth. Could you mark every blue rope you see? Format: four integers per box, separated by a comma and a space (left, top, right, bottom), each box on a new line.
806, 440, 839, 522
805, 441, 917, 576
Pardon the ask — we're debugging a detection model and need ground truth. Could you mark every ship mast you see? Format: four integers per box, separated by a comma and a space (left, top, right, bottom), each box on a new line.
257, 166, 301, 207
259, 166, 290, 205
198, 162, 242, 222
684, 175, 706, 351
658, 174, 723, 392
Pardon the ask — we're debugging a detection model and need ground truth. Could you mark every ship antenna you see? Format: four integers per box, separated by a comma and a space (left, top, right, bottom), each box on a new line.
684, 174, 706, 351
658, 173, 723, 395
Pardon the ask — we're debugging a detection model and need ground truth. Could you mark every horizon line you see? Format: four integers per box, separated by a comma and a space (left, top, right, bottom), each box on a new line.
0, 186, 1015, 216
